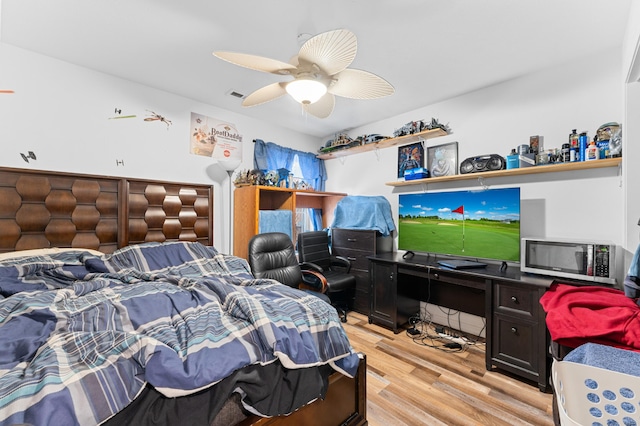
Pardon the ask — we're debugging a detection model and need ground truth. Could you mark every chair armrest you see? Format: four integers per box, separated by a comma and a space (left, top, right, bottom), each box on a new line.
300, 269, 328, 293
331, 256, 352, 273
300, 261, 324, 273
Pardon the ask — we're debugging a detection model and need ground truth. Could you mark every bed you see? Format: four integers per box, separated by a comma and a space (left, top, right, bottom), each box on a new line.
0, 167, 367, 426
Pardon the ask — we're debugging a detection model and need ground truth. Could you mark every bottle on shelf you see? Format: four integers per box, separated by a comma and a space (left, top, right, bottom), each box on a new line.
506, 149, 519, 169
585, 140, 598, 161
579, 131, 588, 162
561, 143, 570, 162
569, 129, 579, 162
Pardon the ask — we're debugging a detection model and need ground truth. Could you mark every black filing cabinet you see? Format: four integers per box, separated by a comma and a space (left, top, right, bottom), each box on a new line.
331, 228, 392, 315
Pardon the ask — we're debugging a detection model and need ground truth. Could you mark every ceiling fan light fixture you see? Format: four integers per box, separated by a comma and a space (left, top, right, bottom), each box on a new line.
285, 79, 327, 104
214, 29, 391, 117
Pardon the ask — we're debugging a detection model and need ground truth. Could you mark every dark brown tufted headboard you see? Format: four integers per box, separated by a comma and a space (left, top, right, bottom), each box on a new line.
0, 167, 213, 254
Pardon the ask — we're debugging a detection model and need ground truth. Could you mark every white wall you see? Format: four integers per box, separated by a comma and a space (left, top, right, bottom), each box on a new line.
0, 43, 318, 253
323, 49, 627, 281
0, 41, 633, 285
624, 81, 639, 254
622, 0, 640, 84
623, 0, 640, 265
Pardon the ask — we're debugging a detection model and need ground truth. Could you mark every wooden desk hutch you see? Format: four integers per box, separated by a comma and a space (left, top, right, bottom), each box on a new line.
232, 185, 346, 259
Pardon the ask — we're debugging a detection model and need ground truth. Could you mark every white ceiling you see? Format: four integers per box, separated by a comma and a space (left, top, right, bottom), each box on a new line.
0, 0, 633, 138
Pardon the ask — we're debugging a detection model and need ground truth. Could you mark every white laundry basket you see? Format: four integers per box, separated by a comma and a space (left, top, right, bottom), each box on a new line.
552, 358, 640, 426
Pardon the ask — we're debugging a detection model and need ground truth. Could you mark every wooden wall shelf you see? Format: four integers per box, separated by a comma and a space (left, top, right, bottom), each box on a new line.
386, 157, 622, 187
317, 128, 448, 160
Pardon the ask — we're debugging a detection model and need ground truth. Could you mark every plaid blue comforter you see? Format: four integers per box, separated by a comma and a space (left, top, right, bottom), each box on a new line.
0, 241, 359, 426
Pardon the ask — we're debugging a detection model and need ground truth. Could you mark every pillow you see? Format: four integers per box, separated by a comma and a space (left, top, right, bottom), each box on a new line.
0, 247, 104, 261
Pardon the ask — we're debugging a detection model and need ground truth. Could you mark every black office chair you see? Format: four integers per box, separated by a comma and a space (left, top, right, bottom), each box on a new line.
247, 232, 330, 304
297, 230, 356, 322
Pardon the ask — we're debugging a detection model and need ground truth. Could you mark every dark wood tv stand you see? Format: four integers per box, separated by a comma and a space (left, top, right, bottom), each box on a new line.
368, 252, 557, 391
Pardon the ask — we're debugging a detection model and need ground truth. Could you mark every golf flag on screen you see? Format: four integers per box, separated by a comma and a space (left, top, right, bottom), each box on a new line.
452, 205, 465, 251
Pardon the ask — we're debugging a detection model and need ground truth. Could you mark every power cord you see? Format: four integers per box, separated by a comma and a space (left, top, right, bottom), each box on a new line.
405, 308, 486, 353
407, 316, 421, 335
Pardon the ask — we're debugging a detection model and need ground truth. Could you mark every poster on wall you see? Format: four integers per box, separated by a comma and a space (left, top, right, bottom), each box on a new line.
397, 142, 424, 178
189, 112, 243, 161
427, 141, 458, 177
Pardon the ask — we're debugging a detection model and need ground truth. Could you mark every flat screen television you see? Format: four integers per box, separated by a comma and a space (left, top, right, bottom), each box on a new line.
398, 187, 521, 262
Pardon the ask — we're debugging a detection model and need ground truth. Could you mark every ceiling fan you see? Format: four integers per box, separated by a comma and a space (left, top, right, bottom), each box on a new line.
213, 29, 394, 118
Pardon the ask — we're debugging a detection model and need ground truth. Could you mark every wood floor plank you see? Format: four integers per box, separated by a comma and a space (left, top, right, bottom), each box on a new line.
367, 400, 411, 426
343, 312, 554, 426
431, 381, 544, 426
482, 371, 553, 411
373, 387, 457, 426
382, 382, 485, 426
437, 371, 552, 424
366, 369, 391, 395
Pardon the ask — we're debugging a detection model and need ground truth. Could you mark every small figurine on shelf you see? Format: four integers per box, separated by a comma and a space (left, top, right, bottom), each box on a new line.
318, 132, 358, 154
393, 117, 450, 137
233, 169, 265, 186
263, 170, 279, 186
295, 180, 312, 190
276, 168, 291, 187
425, 117, 451, 133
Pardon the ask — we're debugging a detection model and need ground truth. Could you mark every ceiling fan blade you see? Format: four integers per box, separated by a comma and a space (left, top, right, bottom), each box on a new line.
0, 90, 15, 94
304, 94, 335, 119
298, 29, 357, 76
213, 51, 297, 75
242, 82, 288, 107
329, 69, 394, 99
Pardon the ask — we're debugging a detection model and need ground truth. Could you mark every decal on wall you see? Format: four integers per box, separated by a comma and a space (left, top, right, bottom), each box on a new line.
20, 151, 37, 163
189, 112, 242, 161
144, 110, 172, 129
108, 107, 136, 120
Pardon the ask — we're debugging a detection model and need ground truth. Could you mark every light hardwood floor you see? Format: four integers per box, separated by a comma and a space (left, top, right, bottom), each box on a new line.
342, 312, 554, 426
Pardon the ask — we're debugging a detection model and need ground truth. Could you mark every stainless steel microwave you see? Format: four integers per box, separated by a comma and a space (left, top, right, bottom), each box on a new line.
520, 238, 616, 285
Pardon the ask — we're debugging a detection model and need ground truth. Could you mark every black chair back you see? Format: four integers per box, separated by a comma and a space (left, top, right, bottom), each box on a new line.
297, 230, 356, 322
297, 230, 333, 270
248, 232, 302, 288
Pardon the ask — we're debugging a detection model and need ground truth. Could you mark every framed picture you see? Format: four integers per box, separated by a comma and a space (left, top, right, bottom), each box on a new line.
427, 142, 458, 177
397, 142, 424, 178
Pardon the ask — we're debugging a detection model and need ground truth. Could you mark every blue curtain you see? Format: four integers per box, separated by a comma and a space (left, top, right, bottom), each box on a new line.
253, 139, 327, 191
254, 139, 326, 230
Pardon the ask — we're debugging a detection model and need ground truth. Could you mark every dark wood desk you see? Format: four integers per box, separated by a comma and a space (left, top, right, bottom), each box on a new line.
368, 252, 555, 391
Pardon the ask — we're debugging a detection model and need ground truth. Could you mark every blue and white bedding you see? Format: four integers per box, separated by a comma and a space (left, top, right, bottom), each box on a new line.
0, 241, 359, 426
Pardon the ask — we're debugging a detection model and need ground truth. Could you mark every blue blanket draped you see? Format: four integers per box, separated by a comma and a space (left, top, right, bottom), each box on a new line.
331, 195, 396, 236
0, 242, 358, 426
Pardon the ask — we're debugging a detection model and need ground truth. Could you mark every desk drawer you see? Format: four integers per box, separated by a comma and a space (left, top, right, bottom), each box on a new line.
494, 283, 537, 317
332, 247, 370, 271
332, 229, 376, 251
491, 313, 538, 375
350, 269, 369, 293
430, 269, 486, 290
353, 288, 370, 315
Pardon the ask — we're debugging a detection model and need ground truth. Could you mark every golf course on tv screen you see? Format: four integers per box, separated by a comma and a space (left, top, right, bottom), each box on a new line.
398, 188, 521, 262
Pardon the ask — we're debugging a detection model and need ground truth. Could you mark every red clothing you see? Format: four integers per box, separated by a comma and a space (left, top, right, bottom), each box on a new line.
540, 283, 640, 351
